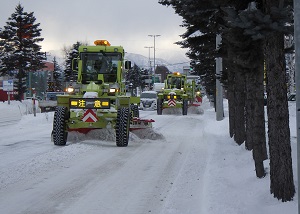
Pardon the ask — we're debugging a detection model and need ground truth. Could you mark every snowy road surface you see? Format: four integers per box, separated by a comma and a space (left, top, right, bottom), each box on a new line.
0, 104, 210, 214
0, 100, 297, 214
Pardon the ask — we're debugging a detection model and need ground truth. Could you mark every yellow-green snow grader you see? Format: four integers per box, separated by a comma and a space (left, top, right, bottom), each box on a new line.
52, 40, 154, 147
157, 72, 201, 115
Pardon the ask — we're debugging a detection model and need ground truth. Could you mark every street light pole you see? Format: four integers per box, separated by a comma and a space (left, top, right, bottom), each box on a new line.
144, 46, 153, 72
294, 0, 300, 212
144, 46, 153, 89
148, 35, 161, 82
216, 34, 224, 121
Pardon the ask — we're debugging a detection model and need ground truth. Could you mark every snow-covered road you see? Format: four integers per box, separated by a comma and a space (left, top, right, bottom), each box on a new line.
0, 105, 210, 214
0, 100, 298, 213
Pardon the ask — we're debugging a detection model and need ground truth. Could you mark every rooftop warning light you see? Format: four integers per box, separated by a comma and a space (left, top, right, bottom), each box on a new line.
94, 40, 111, 46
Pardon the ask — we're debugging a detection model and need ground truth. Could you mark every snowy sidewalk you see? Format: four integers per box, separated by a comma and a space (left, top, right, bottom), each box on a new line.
0, 100, 37, 126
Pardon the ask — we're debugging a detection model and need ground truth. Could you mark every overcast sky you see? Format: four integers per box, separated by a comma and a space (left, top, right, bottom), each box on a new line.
0, 0, 188, 62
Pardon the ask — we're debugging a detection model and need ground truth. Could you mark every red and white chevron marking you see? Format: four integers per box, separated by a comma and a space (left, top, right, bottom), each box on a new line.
168, 99, 176, 107
82, 109, 98, 122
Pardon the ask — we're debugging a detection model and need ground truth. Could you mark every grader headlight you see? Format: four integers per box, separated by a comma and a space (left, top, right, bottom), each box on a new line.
167, 95, 177, 100
108, 83, 120, 95
66, 86, 75, 94
109, 88, 117, 93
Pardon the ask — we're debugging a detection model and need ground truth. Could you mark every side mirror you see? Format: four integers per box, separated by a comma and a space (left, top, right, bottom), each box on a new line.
125, 61, 131, 69
72, 58, 78, 72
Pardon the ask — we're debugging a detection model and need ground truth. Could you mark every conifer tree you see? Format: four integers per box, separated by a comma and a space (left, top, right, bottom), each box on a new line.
0, 3, 45, 101
52, 57, 63, 91
262, 0, 295, 201
159, 0, 219, 99
0, 28, 6, 75
125, 64, 142, 90
140, 68, 151, 90
64, 42, 87, 83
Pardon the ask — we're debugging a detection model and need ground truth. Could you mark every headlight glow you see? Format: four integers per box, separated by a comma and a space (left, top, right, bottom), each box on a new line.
109, 88, 116, 93
67, 87, 74, 93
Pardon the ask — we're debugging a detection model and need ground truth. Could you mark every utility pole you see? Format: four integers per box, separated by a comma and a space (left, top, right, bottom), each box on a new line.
216, 34, 224, 121
293, 0, 300, 213
148, 35, 161, 82
144, 46, 153, 72
144, 46, 153, 89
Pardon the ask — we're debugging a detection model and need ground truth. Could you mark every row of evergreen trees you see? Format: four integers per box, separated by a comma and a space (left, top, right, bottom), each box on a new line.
159, 0, 295, 202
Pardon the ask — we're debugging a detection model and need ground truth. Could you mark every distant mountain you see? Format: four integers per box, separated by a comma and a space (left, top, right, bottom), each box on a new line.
52, 50, 190, 72
125, 53, 190, 73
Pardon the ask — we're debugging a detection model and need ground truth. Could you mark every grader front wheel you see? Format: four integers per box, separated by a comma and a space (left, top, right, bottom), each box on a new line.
53, 106, 69, 146
182, 99, 188, 115
116, 107, 130, 147
157, 99, 163, 115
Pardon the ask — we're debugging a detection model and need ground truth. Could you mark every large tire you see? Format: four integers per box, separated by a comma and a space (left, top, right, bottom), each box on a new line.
157, 99, 163, 115
53, 106, 69, 146
182, 99, 188, 115
116, 107, 130, 147
130, 104, 139, 118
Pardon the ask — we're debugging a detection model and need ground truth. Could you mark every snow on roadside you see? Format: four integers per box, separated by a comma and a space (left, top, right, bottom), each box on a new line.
201, 100, 297, 214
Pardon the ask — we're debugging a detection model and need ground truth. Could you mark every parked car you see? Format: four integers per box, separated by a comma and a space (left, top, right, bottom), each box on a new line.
139, 91, 157, 110
264, 93, 295, 106
288, 93, 296, 101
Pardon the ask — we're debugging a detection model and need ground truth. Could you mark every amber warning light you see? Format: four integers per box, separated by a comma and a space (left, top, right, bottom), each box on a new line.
94, 40, 111, 46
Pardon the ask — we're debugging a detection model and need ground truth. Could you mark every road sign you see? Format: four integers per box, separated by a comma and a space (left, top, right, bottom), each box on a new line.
3, 80, 14, 91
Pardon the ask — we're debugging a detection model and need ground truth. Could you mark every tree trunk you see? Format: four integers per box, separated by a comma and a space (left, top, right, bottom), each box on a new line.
227, 66, 235, 138
245, 54, 267, 178
251, 66, 268, 178
265, 32, 295, 201
233, 71, 246, 145
245, 72, 254, 151
16, 68, 25, 101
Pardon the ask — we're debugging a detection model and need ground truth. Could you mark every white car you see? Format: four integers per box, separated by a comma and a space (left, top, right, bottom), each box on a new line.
139, 91, 157, 110
288, 93, 296, 101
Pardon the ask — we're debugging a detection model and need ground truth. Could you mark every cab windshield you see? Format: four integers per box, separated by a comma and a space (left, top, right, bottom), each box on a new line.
140, 92, 157, 99
81, 52, 121, 83
167, 76, 185, 89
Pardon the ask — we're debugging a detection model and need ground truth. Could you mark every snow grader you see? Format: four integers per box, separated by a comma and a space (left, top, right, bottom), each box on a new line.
52, 40, 154, 147
157, 72, 202, 115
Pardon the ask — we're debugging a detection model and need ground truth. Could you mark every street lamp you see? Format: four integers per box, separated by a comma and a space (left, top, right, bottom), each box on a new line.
144, 46, 153, 72
148, 35, 161, 81
144, 46, 153, 89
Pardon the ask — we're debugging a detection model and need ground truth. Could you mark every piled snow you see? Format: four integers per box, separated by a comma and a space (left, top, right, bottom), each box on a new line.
131, 128, 165, 140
